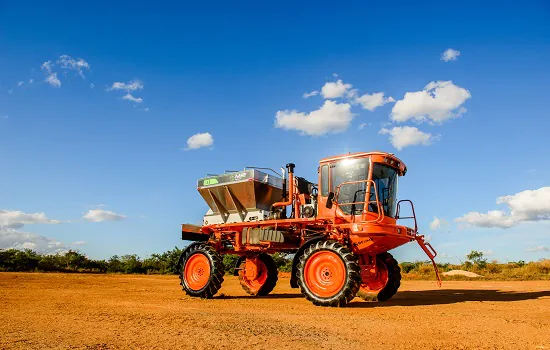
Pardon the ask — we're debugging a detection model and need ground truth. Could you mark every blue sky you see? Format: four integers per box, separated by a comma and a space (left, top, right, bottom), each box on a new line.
1, 1, 549, 263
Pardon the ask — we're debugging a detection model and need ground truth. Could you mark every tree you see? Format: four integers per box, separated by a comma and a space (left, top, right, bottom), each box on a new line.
64, 250, 87, 271
467, 250, 487, 268
120, 254, 144, 274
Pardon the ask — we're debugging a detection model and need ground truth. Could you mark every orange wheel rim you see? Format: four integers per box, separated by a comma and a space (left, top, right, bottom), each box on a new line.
361, 261, 388, 293
184, 254, 211, 291
304, 251, 346, 298
240, 260, 268, 293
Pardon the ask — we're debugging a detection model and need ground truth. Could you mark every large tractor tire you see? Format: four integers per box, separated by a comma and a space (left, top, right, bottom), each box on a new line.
179, 243, 224, 298
357, 252, 401, 302
297, 240, 361, 307
238, 253, 278, 296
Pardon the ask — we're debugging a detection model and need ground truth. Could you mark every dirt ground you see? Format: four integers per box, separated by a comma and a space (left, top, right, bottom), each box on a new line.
0, 273, 549, 350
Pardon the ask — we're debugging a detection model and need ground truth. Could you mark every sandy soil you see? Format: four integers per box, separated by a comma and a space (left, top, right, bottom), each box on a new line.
0, 273, 549, 350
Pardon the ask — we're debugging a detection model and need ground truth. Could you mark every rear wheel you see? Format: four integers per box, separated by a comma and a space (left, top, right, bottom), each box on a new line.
357, 252, 401, 302
180, 243, 224, 298
297, 240, 361, 307
238, 253, 278, 296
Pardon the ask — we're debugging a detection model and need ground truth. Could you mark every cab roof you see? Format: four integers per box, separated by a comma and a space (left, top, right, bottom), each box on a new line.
319, 151, 407, 175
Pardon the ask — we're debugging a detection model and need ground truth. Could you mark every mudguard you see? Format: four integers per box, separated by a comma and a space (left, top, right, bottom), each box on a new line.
290, 236, 326, 288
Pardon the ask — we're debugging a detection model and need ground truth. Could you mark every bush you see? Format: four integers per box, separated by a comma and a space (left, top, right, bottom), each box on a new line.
400, 261, 418, 273
272, 253, 293, 272
0, 249, 41, 271
400, 257, 550, 281
223, 254, 239, 275
1, 247, 549, 280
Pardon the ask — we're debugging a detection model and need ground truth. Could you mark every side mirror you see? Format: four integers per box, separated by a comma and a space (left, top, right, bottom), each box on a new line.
326, 192, 335, 209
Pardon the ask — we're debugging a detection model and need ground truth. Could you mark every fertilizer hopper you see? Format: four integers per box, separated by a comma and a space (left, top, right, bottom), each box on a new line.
197, 169, 284, 225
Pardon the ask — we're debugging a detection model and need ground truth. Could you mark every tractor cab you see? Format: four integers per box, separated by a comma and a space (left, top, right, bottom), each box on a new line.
316, 152, 407, 223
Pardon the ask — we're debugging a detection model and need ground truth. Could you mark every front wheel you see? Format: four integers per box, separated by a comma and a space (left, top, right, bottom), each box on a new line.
179, 243, 224, 298
297, 240, 361, 307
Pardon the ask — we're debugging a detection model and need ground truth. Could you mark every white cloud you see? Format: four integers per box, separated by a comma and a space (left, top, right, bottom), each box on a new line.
379, 126, 434, 150
526, 245, 549, 253
109, 80, 143, 92
496, 187, 550, 222
321, 79, 353, 99
430, 217, 448, 230
41, 61, 61, 87
17, 81, 24, 87
358, 123, 367, 130
41, 60, 53, 73
0, 210, 61, 229
455, 210, 515, 228
45, 73, 61, 88
90, 83, 95, 89
455, 187, 550, 228
440, 252, 453, 259
83, 209, 126, 222
89, 204, 106, 209
22, 242, 36, 249
3, 115, 8, 119
302, 90, 319, 99
441, 48, 461, 62
0, 226, 67, 254
29, 79, 34, 84
185, 132, 214, 150
354, 92, 395, 111
56, 55, 90, 78
391, 81, 471, 123
109, 80, 145, 105
122, 93, 143, 103
72, 241, 86, 246
275, 100, 355, 136
482, 250, 495, 256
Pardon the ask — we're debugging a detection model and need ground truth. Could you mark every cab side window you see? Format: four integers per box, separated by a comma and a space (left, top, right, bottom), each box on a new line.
321, 165, 329, 196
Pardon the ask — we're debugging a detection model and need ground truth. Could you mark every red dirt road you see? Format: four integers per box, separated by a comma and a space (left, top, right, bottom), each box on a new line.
1, 273, 549, 350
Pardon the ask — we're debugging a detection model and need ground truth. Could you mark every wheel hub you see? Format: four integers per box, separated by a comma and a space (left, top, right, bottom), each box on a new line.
304, 250, 346, 298
184, 253, 211, 291
321, 268, 332, 281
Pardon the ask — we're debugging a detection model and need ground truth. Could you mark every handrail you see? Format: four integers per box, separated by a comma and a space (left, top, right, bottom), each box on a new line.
416, 235, 442, 287
396, 199, 418, 232
244, 166, 283, 178
334, 179, 385, 224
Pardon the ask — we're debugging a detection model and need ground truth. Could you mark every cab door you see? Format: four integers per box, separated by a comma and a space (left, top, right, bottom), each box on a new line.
316, 163, 335, 218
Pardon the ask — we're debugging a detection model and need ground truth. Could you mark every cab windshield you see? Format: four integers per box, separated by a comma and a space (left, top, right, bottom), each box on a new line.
331, 158, 369, 215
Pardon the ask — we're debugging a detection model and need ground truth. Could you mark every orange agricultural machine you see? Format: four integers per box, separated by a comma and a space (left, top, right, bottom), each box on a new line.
178, 151, 441, 307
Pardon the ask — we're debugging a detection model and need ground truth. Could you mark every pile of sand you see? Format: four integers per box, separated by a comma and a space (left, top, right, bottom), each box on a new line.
442, 270, 483, 278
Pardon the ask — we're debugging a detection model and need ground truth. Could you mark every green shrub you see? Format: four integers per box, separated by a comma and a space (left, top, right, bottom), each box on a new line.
222, 254, 239, 275
1, 246, 548, 280
272, 252, 293, 272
